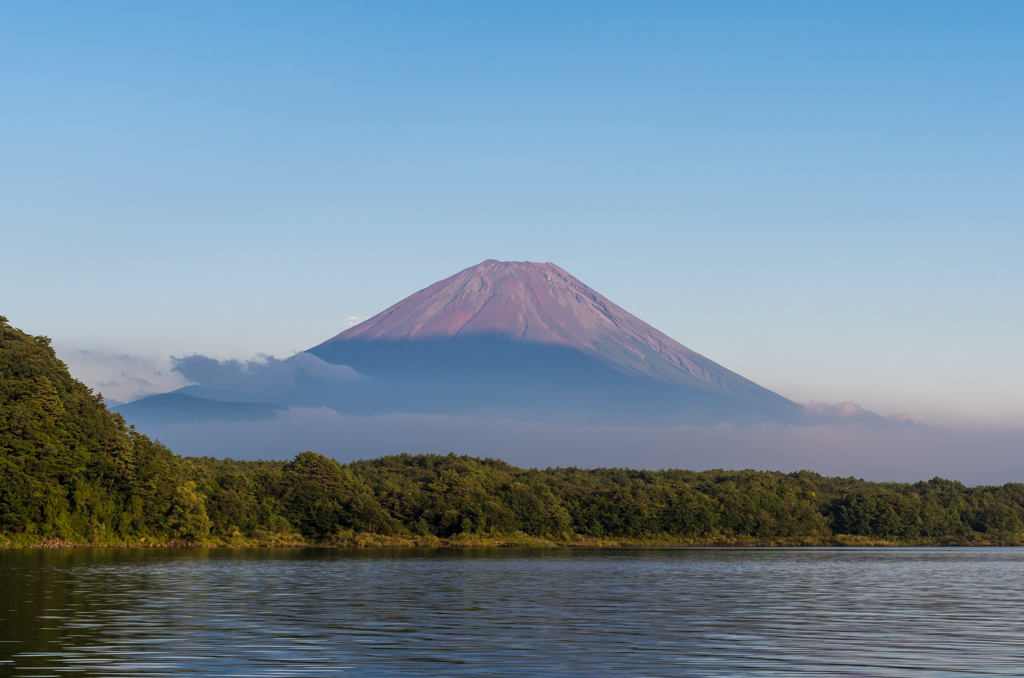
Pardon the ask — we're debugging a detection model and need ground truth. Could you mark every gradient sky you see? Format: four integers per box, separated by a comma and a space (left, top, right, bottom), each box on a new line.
2, 1, 1022, 428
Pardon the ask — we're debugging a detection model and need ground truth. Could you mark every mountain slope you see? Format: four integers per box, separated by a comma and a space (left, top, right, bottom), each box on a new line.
325, 260, 738, 388
307, 260, 798, 422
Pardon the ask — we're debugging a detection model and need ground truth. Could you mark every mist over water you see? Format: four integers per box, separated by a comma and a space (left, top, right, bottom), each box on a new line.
138, 408, 1024, 486
3, 548, 1024, 677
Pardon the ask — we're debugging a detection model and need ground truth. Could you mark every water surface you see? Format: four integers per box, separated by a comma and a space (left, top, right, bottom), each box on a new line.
1, 548, 1022, 676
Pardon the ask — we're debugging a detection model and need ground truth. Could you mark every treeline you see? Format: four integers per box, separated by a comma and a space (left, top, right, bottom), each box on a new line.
178, 454, 1024, 544
3, 315, 1024, 547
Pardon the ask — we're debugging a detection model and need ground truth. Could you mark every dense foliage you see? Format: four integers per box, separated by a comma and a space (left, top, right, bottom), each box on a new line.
0, 316, 191, 542
3, 316, 1024, 546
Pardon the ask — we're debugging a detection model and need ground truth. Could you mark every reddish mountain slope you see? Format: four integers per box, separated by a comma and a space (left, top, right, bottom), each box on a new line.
320, 260, 780, 400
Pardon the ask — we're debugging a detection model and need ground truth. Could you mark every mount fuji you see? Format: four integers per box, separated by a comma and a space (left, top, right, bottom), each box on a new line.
120, 260, 802, 426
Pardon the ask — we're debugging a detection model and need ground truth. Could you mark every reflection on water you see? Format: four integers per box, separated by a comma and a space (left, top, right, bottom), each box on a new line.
1, 548, 1023, 676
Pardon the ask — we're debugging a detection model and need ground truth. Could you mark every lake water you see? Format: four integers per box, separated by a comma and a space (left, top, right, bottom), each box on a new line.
1, 548, 1023, 676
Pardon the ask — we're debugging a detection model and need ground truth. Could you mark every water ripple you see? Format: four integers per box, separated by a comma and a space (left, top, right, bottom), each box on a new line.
1, 548, 1023, 676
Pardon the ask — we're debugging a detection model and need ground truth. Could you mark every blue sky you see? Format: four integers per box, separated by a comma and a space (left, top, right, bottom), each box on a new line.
2, 1, 1022, 428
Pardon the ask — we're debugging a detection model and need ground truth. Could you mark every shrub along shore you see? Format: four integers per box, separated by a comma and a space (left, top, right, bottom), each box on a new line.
3, 315, 1024, 549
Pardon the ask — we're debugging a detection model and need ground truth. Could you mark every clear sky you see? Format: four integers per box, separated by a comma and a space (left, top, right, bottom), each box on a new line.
2, 1, 1022, 428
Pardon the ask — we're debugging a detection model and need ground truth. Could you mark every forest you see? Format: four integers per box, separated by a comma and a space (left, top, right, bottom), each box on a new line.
3, 315, 1024, 548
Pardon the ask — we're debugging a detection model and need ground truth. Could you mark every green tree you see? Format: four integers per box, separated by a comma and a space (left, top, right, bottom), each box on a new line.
167, 481, 211, 541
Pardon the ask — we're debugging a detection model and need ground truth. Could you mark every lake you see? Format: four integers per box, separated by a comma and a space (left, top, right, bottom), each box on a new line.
1, 548, 1022, 676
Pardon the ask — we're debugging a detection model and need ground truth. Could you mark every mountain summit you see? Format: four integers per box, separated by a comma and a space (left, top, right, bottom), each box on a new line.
325, 260, 721, 387
308, 260, 797, 423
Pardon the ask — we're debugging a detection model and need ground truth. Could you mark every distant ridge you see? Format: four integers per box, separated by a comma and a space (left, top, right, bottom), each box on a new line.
115, 393, 284, 426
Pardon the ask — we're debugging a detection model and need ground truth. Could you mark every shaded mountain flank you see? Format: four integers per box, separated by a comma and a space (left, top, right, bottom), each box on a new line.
114, 393, 284, 427
166, 260, 803, 426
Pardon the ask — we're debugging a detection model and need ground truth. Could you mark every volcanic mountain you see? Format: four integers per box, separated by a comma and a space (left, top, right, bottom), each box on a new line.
303, 260, 800, 424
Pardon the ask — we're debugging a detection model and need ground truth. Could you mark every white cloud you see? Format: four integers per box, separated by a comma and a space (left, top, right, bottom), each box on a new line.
314, 316, 368, 331
55, 346, 192, 405
170, 352, 360, 394
803, 401, 914, 428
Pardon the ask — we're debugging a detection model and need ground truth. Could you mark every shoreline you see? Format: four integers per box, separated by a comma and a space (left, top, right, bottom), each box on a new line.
5, 532, 1023, 550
